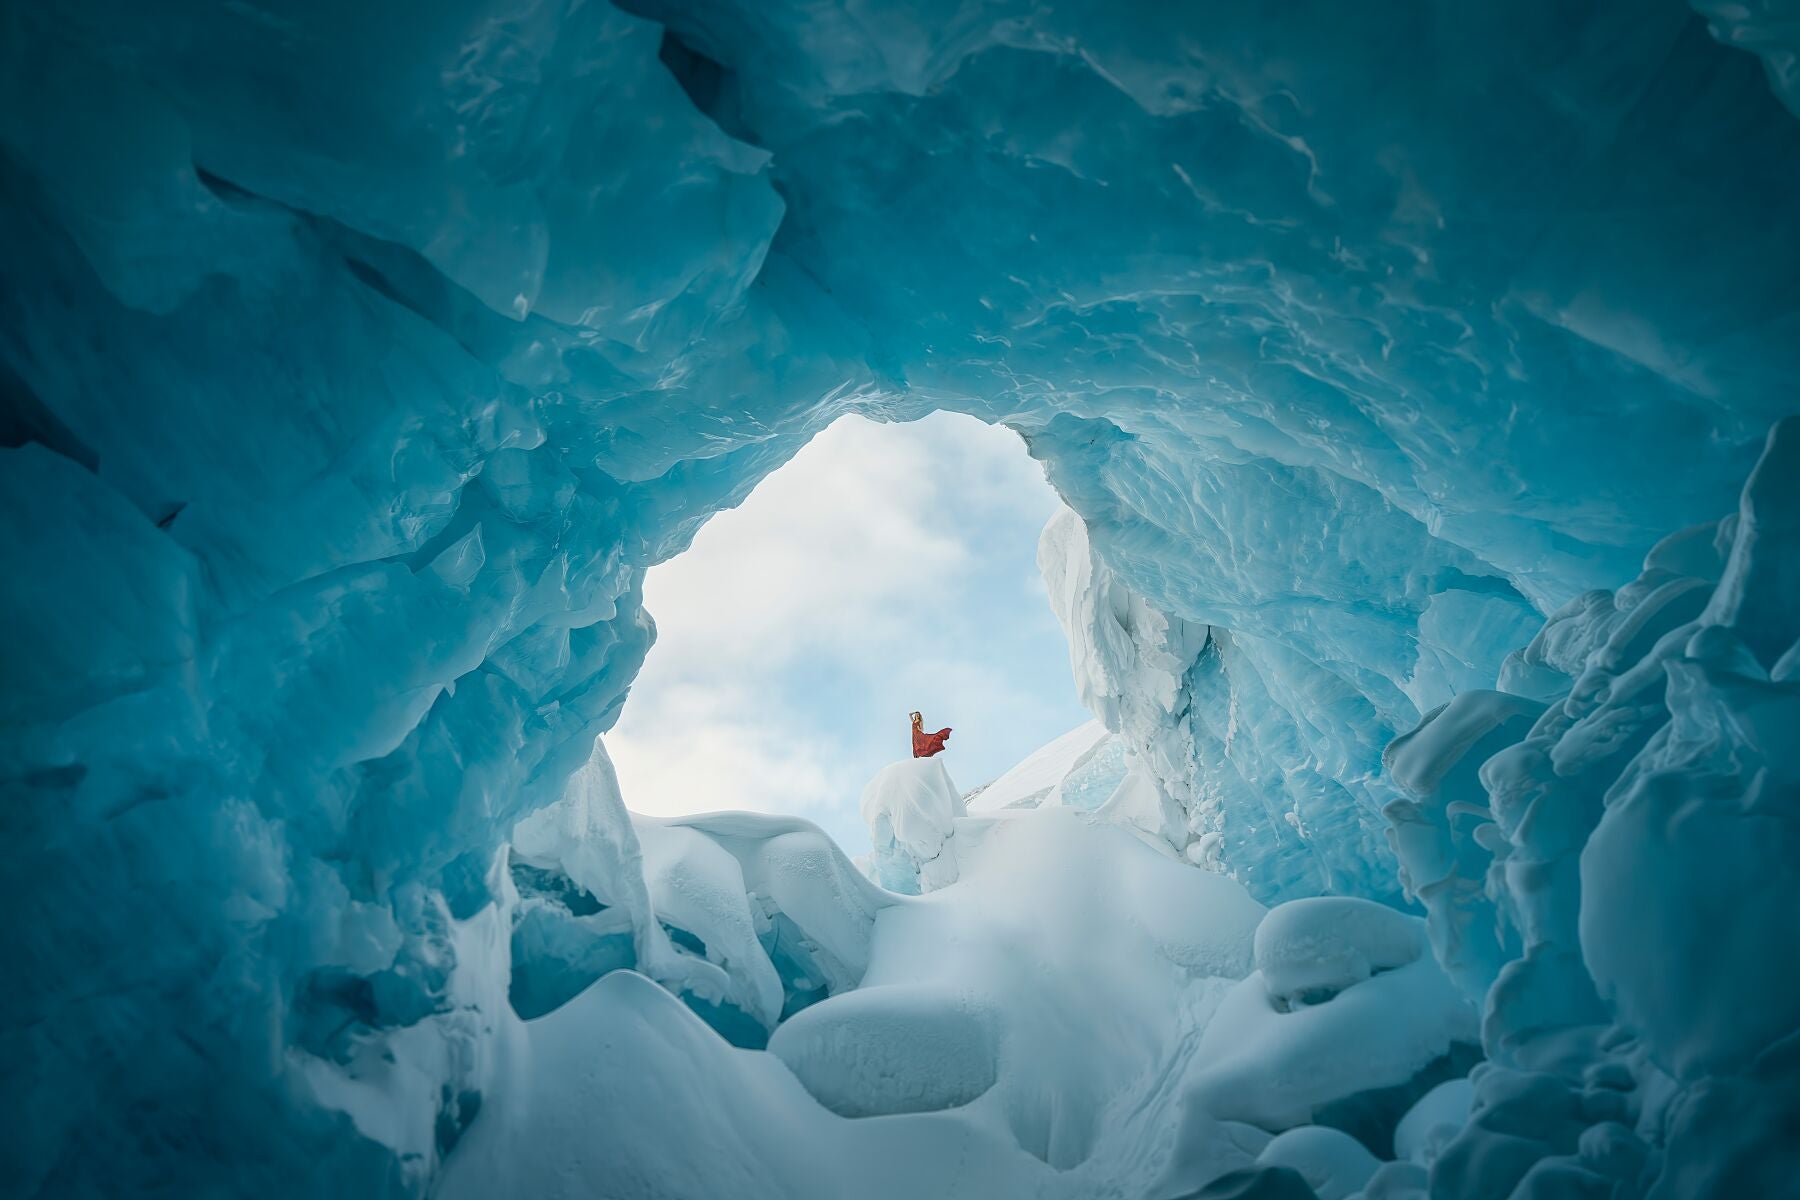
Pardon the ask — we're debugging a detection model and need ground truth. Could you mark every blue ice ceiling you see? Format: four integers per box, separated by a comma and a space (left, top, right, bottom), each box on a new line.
2, 0, 1798, 1197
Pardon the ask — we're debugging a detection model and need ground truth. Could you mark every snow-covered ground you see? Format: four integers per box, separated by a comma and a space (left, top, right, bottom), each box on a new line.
442, 757, 1475, 1200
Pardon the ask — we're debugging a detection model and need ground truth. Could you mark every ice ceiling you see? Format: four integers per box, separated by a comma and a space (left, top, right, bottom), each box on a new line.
2, 0, 1798, 1197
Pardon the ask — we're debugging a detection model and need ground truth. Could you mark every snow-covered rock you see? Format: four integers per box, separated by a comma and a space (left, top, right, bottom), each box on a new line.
446, 801, 1496, 1198
859, 757, 967, 894
1167, 919, 1476, 1175
508, 744, 892, 1045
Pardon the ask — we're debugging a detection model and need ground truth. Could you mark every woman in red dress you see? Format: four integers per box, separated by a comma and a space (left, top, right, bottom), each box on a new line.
910, 711, 952, 758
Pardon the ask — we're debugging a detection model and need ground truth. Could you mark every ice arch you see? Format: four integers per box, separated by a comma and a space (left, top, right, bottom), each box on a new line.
2, 0, 1799, 1196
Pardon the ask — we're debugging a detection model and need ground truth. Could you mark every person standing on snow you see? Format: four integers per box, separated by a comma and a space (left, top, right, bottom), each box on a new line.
910, 711, 952, 758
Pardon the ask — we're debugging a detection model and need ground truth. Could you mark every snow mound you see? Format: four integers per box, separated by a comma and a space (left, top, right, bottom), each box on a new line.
1391, 1078, 1473, 1166
446, 805, 1285, 1195
841, 806, 1267, 1171
1253, 897, 1426, 1010
860, 757, 966, 894
436, 970, 1039, 1200
509, 746, 894, 1046
1170, 915, 1477, 1150
966, 719, 1112, 812
447, 793, 1503, 1198
1386, 418, 1800, 1198
1255, 1126, 1380, 1200
768, 986, 998, 1117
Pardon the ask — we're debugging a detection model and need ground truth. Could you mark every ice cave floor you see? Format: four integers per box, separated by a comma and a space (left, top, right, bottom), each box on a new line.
443, 762, 1476, 1200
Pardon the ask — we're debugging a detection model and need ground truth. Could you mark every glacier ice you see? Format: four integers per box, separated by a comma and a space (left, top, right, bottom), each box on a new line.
3, 0, 1800, 1196
1031, 420, 1800, 1197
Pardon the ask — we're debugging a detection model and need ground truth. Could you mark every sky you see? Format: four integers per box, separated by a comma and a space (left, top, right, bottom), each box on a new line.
606, 411, 1092, 853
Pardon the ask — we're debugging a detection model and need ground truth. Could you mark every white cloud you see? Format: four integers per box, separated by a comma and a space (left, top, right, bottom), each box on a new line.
606, 680, 854, 818
637, 414, 974, 674
606, 411, 1090, 850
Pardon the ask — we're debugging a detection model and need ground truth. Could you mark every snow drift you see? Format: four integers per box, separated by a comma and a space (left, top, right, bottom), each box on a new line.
442, 784, 1479, 1199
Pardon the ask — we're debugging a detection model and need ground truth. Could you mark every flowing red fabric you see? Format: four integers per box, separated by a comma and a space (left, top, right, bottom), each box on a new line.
912, 725, 952, 758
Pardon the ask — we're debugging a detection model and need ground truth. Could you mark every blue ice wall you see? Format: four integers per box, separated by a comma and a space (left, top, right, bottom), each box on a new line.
2, 0, 1798, 1195
635, 0, 1800, 906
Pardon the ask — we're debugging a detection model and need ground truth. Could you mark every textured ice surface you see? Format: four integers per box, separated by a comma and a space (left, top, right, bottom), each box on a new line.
4, 0, 1800, 1195
1041, 505, 1419, 902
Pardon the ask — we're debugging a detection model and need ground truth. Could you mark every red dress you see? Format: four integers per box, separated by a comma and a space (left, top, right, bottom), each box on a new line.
912, 724, 952, 758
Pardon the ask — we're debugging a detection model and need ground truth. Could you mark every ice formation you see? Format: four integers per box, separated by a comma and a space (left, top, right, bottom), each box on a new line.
3, 0, 1799, 1196
1028, 423, 1800, 1197
859, 757, 966, 894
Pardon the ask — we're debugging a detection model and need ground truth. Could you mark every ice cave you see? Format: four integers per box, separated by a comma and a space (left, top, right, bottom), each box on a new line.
4, 0, 1800, 1197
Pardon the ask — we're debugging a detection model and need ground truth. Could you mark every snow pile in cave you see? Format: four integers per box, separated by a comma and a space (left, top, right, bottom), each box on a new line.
442, 759, 1478, 1200
859, 757, 966, 894
509, 750, 892, 1048
964, 718, 1115, 813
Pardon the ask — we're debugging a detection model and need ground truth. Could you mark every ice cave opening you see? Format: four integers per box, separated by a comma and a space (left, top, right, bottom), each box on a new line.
5, 1, 1800, 1199
606, 409, 1092, 855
